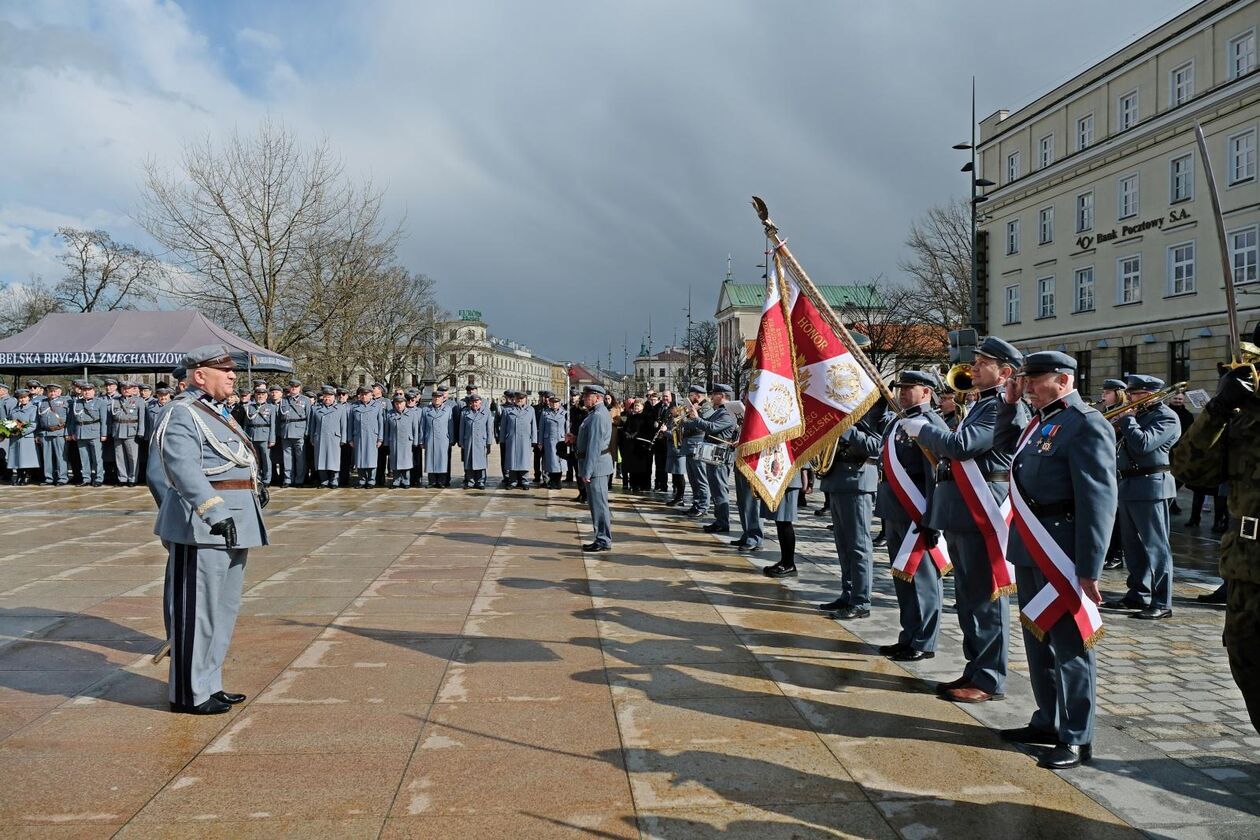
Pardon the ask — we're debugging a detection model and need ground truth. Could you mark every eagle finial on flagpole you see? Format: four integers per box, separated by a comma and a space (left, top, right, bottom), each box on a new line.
751, 196, 778, 239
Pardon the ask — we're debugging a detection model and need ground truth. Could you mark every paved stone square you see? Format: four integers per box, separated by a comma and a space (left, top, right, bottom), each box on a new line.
0, 477, 1256, 838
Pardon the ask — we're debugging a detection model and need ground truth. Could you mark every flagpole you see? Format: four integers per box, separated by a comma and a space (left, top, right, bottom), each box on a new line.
751, 197, 937, 466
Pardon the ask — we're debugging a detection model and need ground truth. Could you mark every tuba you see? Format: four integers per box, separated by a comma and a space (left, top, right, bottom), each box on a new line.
668, 405, 685, 448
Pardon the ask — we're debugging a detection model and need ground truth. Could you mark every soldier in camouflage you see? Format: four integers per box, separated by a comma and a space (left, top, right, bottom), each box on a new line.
1171, 342, 1260, 734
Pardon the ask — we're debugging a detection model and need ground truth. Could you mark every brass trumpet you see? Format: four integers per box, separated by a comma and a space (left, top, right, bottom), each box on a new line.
1102, 382, 1188, 424
944, 363, 976, 396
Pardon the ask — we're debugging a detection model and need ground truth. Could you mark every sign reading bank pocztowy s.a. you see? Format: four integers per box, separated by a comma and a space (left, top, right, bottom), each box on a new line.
1075, 207, 1191, 251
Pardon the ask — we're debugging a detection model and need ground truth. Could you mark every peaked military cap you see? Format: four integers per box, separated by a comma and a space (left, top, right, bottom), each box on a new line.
14, 388, 31, 397
975, 336, 1024, 368
27, 379, 43, 387
155, 386, 173, 396
710, 383, 735, 397
356, 386, 371, 395
688, 384, 706, 395
268, 383, 283, 392
539, 390, 552, 398
181, 344, 235, 371
253, 384, 268, 393
104, 378, 118, 385
45, 382, 63, 391
335, 387, 347, 396
436, 385, 449, 393
391, 394, 407, 403
848, 330, 871, 348
1101, 378, 1127, 391
139, 383, 152, 390
896, 370, 940, 389
583, 384, 607, 395
1018, 351, 1077, 377
72, 379, 89, 389
81, 381, 97, 391
405, 388, 419, 398
1125, 373, 1164, 391
465, 385, 476, 393
320, 385, 336, 396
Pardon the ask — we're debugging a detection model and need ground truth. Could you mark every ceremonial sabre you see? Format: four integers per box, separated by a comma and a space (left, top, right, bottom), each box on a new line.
1192, 121, 1242, 364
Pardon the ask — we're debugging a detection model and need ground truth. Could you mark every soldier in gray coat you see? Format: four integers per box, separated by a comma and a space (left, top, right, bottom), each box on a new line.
241, 385, 277, 486
348, 387, 384, 488
277, 378, 310, 487
682, 384, 739, 532
1102, 373, 1181, 620
816, 404, 885, 616
680, 385, 711, 515
36, 383, 70, 485
905, 336, 1029, 704
110, 382, 146, 486
69, 382, 108, 486
384, 395, 418, 487
308, 387, 346, 488
148, 344, 268, 715
0, 383, 13, 481
539, 395, 568, 488
459, 394, 493, 489
999, 351, 1117, 770
577, 385, 614, 551
7, 390, 39, 483
500, 391, 538, 489
421, 390, 456, 488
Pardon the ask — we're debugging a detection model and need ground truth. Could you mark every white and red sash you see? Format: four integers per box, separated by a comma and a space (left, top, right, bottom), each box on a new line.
1009, 414, 1105, 648
951, 453, 1016, 600
882, 417, 951, 580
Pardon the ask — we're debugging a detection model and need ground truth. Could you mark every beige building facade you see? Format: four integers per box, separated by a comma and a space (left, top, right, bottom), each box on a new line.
978, 0, 1259, 395
437, 317, 558, 397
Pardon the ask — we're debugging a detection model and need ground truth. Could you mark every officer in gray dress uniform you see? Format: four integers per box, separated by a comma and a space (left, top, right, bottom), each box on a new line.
875, 371, 949, 659
501, 390, 539, 490
683, 384, 738, 532
405, 388, 425, 485
680, 385, 711, 515
539, 394, 568, 488
348, 387, 384, 488
7, 389, 39, 483
35, 383, 70, 485
459, 394, 493, 489
277, 378, 310, 487
308, 386, 346, 488
110, 382, 147, 486
816, 402, 885, 616
384, 395, 418, 487
0, 383, 14, 481
148, 344, 267, 715
69, 382, 107, 486
998, 351, 1117, 770
1102, 373, 1181, 620
421, 389, 456, 488
577, 385, 614, 551
905, 336, 1028, 704
241, 385, 277, 486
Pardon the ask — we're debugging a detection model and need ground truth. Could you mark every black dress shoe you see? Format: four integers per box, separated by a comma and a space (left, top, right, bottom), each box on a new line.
1198, 588, 1228, 605
170, 697, 232, 715
730, 539, 749, 548
582, 543, 611, 553
817, 598, 849, 612
877, 643, 909, 657
1133, 606, 1172, 620
763, 561, 797, 578
891, 648, 934, 662
1101, 597, 1145, 611
832, 606, 870, 620
212, 691, 247, 705
702, 523, 730, 534
1000, 725, 1059, 745
1039, 743, 1091, 769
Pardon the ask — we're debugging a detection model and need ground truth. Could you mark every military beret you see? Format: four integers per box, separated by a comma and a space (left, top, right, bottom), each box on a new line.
848, 330, 871, 349
155, 386, 172, 396
320, 385, 336, 396
975, 336, 1024, 368
583, 384, 607, 396
181, 344, 235, 371
710, 383, 734, 397
14, 388, 30, 397
1017, 351, 1077, 377
253, 384, 268, 393
1125, 373, 1164, 391
688, 384, 706, 395
896, 370, 940, 389
1101, 378, 1127, 391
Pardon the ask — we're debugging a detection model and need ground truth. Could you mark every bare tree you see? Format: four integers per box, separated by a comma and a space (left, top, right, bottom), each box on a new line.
139, 118, 400, 354
716, 342, 750, 397
838, 275, 947, 379
0, 279, 62, 337
54, 228, 159, 312
684, 320, 719, 389
899, 198, 974, 331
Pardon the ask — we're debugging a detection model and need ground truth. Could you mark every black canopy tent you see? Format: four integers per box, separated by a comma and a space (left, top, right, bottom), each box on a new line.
0, 311, 293, 381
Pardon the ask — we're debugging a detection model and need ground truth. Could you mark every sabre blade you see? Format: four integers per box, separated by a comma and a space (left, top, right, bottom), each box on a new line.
1192, 122, 1242, 363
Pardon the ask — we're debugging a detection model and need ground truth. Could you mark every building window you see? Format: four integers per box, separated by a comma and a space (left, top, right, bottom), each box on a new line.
1119, 89, 1139, 130
1169, 153, 1193, 203
1229, 129, 1256, 184
1038, 134, 1054, 169
1076, 191, 1094, 233
1229, 30, 1256, 79
449, 353, 457, 367
1170, 61, 1194, 106
1117, 254, 1141, 305
1006, 219, 1020, 255
1167, 241, 1196, 296
1037, 276, 1055, 318
1077, 349, 1092, 396
358, 374, 366, 386
1074, 267, 1095, 312
1118, 174, 1139, 219
448, 329, 457, 340
1004, 284, 1020, 324
1169, 340, 1190, 383
1119, 345, 1137, 378
1006, 150, 1021, 183
1231, 225, 1259, 284
1076, 114, 1094, 151
1038, 206, 1054, 245
467, 353, 476, 364
658, 367, 666, 377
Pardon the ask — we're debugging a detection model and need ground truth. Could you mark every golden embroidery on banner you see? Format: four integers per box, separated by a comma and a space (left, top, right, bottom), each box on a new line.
762, 383, 796, 426
825, 360, 863, 406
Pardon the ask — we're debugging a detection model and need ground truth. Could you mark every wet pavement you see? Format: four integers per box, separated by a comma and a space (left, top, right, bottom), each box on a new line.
0, 475, 1255, 838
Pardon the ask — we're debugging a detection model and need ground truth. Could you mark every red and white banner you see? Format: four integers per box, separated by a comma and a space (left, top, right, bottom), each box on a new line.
1009, 420, 1105, 647
737, 257, 803, 457
952, 455, 1017, 599
881, 417, 951, 580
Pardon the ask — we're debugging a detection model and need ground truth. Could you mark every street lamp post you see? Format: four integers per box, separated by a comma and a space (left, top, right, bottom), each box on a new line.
953, 77, 996, 334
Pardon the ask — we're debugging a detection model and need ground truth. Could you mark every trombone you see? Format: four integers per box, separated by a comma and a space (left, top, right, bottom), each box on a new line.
1102, 382, 1188, 424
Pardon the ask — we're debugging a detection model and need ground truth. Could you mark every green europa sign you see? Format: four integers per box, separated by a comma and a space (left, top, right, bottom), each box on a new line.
459, 309, 482, 321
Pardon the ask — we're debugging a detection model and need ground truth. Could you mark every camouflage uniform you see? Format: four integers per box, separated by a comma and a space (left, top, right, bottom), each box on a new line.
1171, 378, 1260, 733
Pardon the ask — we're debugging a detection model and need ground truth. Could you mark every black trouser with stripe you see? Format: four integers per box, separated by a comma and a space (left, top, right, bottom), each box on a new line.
164, 543, 247, 707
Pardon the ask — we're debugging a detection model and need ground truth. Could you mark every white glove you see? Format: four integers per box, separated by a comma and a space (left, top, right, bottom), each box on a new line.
900, 417, 929, 438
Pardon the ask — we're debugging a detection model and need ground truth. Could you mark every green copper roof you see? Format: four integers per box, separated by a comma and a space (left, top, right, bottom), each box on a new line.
719, 282, 882, 311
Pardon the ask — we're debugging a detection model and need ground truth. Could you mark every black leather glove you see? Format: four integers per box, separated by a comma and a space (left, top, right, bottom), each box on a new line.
209, 517, 238, 549
1207, 366, 1256, 418
258, 485, 270, 509
918, 526, 940, 549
